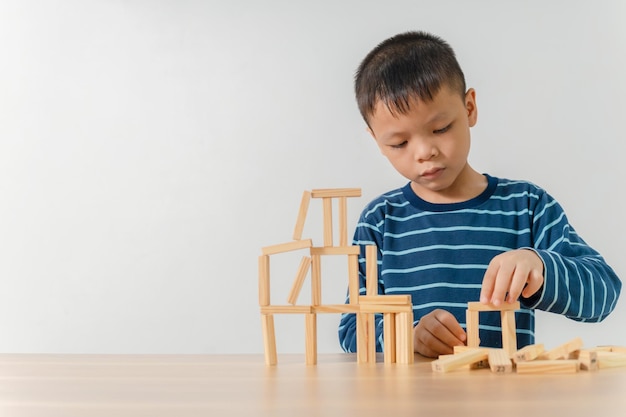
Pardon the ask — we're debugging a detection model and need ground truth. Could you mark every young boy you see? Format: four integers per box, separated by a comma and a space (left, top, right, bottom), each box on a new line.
338, 31, 622, 358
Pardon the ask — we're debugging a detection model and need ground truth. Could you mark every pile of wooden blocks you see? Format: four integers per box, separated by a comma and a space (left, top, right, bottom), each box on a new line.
258, 188, 414, 366
432, 300, 626, 374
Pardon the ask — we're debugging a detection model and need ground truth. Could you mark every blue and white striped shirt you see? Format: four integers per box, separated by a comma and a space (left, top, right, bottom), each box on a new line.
338, 175, 621, 353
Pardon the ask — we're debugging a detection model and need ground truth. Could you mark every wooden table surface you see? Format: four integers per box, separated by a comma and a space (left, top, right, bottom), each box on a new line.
0, 353, 624, 417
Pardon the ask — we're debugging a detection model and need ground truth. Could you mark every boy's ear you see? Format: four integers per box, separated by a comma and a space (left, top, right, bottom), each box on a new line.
465, 88, 478, 127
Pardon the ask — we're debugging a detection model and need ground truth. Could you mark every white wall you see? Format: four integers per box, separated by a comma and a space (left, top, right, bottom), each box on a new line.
0, 0, 624, 354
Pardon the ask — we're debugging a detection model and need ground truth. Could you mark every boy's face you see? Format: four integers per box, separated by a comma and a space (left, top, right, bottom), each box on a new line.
367, 85, 480, 203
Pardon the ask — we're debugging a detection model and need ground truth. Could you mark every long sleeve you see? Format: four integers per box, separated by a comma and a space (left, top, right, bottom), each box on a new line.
522, 190, 622, 321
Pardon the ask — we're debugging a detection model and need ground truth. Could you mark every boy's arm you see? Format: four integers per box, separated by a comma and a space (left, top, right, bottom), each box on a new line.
521, 193, 621, 321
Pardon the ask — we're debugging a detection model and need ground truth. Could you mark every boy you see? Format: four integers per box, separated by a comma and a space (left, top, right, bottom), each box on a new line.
338, 31, 621, 358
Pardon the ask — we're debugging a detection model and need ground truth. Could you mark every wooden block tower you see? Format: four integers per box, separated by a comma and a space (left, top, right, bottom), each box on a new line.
258, 188, 414, 366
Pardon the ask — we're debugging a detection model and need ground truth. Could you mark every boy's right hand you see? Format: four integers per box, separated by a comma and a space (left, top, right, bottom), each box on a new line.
413, 309, 467, 358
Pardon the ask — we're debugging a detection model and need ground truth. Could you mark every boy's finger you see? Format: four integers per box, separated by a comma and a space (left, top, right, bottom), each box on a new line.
490, 263, 515, 306
521, 269, 544, 298
480, 264, 498, 303
507, 266, 530, 303
435, 310, 466, 344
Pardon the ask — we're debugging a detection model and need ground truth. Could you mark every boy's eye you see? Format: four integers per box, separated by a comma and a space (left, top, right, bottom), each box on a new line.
390, 141, 408, 149
433, 124, 452, 134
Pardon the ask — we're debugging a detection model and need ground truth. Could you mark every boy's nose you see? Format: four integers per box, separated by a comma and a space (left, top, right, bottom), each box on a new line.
413, 140, 438, 162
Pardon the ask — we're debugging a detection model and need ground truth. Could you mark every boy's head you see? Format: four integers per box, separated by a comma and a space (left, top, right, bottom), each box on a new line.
355, 31, 466, 126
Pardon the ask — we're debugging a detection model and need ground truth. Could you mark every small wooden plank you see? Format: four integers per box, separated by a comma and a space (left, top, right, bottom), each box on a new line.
516, 360, 580, 374
310, 188, 362, 198
431, 348, 489, 373
452, 346, 490, 369
348, 254, 360, 305
305, 314, 317, 365
322, 197, 333, 247
467, 301, 520, 312
338, 196, 348, 246
577, 350, 599, 371
310, 246, 360, 256
311, 254, 322, 306
357, 313, 375, 364
258, 255, 270, 306
594, 345, 626, 354
453, 346, 492, 354
513, 344, 545, 363
396, 311, 414, 364
260, 305, 313, 314
539, 337, 584, 360
466, 310, 480, 348
596, 351, 626, 369
365, 245, 378, 296
261, 314, 277, 366
312, 304, 361, 314
262, 239, 313, 256
359, 303, 412, 314
292, 191, 311, 240
488, 349, 513, 373
383, 312, 396, 364
286, 256, 311, 305
359, 295, 411, 305
501, 310, 517, 357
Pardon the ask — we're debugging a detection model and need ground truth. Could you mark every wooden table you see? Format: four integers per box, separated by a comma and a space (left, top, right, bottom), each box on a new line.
0, 353, 624, 416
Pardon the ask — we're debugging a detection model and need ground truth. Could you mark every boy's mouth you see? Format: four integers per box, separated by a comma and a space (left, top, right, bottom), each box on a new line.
420, 167, 444, 179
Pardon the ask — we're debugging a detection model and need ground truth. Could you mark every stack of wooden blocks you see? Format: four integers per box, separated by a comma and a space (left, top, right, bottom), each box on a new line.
258, 188, 414, 366
432, 301, 626, 374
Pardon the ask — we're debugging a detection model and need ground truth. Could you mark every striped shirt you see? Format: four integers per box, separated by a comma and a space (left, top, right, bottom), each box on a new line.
338, 175, 621, 353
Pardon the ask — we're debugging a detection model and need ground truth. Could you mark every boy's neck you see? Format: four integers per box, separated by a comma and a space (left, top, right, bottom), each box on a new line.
410, 165, 487, 204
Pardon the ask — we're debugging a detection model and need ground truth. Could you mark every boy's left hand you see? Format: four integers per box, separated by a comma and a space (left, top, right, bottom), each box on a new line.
480, 249, 544, 306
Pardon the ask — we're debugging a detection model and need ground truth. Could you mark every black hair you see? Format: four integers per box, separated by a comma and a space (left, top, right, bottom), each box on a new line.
355, 31, 466, 124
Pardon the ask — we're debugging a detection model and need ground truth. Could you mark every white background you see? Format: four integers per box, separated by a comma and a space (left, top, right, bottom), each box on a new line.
0, 0, 624, 355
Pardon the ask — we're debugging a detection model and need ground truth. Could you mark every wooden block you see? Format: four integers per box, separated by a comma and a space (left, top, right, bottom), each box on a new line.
338, 196, 348, 246
516, 360, 580, 374
577, 350, 599, 371
292, 191, 311, 240
260, 305, 313, 314
310, 188, 362, 198
322, 197, 333, 247
396, 311, 414, 364
488, 349, 513, 373
286, 256, 311, 305
501, 310, 517, 357
431, 348, 490, 373
261, 314, 277, 366
348, 253, 360, 305
261, 239, 313, 256
258, 255, 270, 306
539, 337, 584, 360
594, 345, 626, 354
305, 314, 317, 365
452, 346, 490, 369
365, 245, 378, 296
359, 303, 412, 314
596, 351, 626, 369
359, 295, 412, 305
513, 344, 545, 363
467, 301, 520, 312
453, 346, 491, 354
312, 304, 361, 314
311, 254, 321, 306
310, 246, 360, 256
356, 313, 375, 364
383, 312, 396, 364
466, 310, 480, 348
